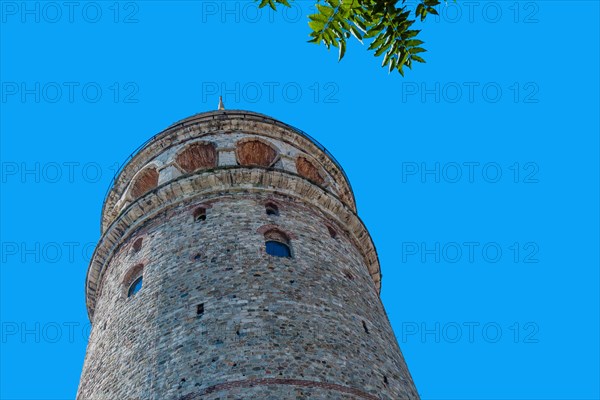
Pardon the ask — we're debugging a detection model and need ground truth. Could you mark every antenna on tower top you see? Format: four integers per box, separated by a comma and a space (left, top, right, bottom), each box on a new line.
218, 96, 225, 110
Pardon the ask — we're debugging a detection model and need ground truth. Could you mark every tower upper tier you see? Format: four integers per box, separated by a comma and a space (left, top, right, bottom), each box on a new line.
100, 110, 357, 233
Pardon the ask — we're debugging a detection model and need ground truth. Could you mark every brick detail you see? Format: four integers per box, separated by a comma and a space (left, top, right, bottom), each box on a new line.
180, 378, 380, 399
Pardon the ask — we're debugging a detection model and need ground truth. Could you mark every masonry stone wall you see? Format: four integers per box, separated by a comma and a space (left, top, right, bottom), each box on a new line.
78, 111, 419, 399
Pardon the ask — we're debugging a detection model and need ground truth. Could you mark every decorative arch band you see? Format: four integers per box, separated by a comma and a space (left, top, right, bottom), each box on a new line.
179, 378, 379, 400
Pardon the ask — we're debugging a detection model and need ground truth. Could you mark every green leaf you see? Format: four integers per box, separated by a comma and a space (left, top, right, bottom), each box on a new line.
309, 13, 329, 23
382, 49, 393, 67
368, 33, 386, 50
403, 29, 420, 39
374, 34, 394, 56
316, 4, 334, 17
338, 39, 346, 60
349, 24, 363, 42
409, 47, 427, 54
309, 20, 325, 31
388, 56, 397, 73
426, 6, 439, 16
406, 39, 424, 47
330, 21, 344, 36
415, 3, 424, 17
353, 19, 367, 33
374, 42, 392, 57
423, 0, 441, 7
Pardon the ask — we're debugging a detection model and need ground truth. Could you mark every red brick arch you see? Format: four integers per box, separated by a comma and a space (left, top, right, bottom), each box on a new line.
175, 142, 217, 173
296, 156, 325, 186
236, 139, 278, 167
256, 224, 298, 240
129, 166, 159, 198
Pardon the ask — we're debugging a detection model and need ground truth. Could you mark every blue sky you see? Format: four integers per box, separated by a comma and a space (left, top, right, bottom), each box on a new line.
1, 1, 599, 399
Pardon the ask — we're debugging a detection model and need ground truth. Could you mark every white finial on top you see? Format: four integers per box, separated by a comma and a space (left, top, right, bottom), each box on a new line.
218, 96, 225, 110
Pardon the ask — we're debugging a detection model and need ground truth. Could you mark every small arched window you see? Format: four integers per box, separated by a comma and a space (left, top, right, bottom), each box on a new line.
128, 276, 143, 297
132, 237, 143, 253
326, 225, 337, 239
193, 207, 207, 222
264, 229, 291, 258
123, 264, 144, 299
265, 202, 279, 216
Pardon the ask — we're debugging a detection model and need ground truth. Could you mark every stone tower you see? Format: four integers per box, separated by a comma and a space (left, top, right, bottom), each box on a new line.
77, 109, 419, 399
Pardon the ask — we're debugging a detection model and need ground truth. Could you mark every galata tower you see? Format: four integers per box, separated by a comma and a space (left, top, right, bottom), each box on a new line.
77, 105, 419, 399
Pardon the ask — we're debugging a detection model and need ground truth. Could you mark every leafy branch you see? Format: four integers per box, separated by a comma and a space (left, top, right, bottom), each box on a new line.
257, 0, 445, 76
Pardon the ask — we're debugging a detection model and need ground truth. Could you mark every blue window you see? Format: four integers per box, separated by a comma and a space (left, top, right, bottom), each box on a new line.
128, 276, 143, 297
266, 241, 291, 258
